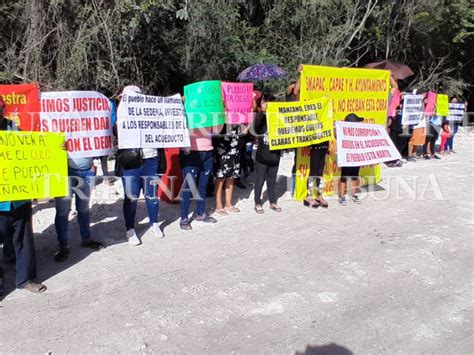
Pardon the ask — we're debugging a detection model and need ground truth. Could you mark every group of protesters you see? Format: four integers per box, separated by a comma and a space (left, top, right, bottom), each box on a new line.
386, 90, 466, 168
0, 65, 467, 298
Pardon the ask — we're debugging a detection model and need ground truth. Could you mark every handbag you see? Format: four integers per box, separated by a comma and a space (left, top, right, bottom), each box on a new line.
116, 148, 143, 170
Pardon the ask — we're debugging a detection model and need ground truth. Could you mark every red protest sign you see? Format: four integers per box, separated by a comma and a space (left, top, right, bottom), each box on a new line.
0, 84, 41, 131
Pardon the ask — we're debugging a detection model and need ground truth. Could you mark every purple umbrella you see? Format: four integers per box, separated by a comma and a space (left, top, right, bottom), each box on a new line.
237, 63, 287, 81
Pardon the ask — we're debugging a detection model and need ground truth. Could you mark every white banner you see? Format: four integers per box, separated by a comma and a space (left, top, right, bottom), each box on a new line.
117, 93, 190, 148
448, 103, 465, 122
336, 121, 401, 167
40, 91, 113, 159
401, 94, 423, 125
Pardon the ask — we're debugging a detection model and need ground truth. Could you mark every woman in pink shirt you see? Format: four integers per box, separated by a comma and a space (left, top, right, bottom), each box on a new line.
179, 126, 222, 230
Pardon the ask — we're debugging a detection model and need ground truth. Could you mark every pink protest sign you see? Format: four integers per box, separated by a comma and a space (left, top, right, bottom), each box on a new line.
221, 82, 254, 124
388, 89, 401, 117
424, 92, 437, 115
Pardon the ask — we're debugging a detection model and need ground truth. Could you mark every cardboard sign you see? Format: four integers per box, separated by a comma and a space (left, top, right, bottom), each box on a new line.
388, 89, 401, 117
436, 94, 449, 116
221, 82, 254, 124
0, 131, 68, 201
401, 94, 423, 125
424, 92, 437, 115
40, 91, 113, 158
266, 97, 334, 150
294, 65, 391, 199
448, 103, 465, 122
117, 92, 190, 149
336, 121, 401, 167
0, 84, 41, 131
184, 80, 226, 129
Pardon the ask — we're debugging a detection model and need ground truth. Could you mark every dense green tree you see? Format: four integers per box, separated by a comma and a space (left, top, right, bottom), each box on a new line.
0, 0, 472, 99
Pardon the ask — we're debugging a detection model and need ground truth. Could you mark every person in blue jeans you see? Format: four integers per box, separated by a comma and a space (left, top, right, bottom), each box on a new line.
0, 97, 46, 295
54, 157, 105, 262
178, 126, 219, 230
122, 149, 163, 246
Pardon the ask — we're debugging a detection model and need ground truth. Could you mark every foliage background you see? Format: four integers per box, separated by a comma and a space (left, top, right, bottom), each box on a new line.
1, 0, 472, 100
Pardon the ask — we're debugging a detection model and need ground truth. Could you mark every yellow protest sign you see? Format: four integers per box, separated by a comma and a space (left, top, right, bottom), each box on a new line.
300, 65, 390, 124
0, 131, 68, 202
295, 65, 391, 199
266, 97, 334, 150
436, 94, 449, 116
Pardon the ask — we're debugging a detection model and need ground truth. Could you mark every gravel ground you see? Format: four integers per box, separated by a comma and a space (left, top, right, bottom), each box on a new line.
1, 130, 473, 354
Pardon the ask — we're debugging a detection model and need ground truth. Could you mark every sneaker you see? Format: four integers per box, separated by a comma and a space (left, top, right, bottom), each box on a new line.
433, 154, 441, 159
339, 196, 348, 206
180, 219, 192, 231
126, 229, 141, 246
407, 157, 417, 162
81, 239, 105, 250
423, 155, 431, 160
351, 195, 361, 204
54, 247, 70, 262
195, 213, 217, 223
152, 223, 164, 238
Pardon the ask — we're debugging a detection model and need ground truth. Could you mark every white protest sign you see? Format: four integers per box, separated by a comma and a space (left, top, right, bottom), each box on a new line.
401, 94, 423, 125
117, 93, 190, 148
40, 91, 113, 159
448, 103, 465, 122
336, 121, 401, 167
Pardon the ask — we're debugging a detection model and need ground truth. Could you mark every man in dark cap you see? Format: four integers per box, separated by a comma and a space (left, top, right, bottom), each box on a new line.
0, 97, 46, 298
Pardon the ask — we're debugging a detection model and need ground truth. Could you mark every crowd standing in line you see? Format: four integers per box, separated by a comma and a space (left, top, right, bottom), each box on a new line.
0, 68, 468, 298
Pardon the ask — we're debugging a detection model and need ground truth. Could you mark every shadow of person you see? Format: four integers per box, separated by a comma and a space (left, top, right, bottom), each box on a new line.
1, 199, 127, 299
254, 173, 289, 205
296, 343, 353, 355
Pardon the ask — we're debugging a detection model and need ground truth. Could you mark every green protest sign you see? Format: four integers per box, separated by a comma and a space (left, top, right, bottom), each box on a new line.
184, 80, 225, 129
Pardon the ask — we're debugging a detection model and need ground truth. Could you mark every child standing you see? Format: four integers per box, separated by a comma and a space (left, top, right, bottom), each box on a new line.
338, 113, 364, 205
439, 121, 451, 154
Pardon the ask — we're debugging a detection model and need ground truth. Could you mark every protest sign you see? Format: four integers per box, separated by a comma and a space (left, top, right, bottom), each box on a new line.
0, 131, 68, 202
221, 82, 253, 124
184, 80, 226, 128
424, 92, 437, 115
117, 93, 190, 149
266, 97, 334, 150
436, 94, 449, 116
401, 94, 423, 125
336, 121, 401, 167
300, 65, 390, 124
388, 89, 401, 117
40, 91, 113, 159
294, 65, 391, 200
0, 84, 40, 131
448, 103, 465, 122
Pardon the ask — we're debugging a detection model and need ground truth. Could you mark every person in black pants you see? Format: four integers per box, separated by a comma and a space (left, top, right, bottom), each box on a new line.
0, 98, 46, 298
253, 91, 282, 214
387, 106, 405, 167
304, 142, 329, 208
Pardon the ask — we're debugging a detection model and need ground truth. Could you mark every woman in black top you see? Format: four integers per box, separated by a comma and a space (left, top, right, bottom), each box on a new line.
253, 91, 282, 214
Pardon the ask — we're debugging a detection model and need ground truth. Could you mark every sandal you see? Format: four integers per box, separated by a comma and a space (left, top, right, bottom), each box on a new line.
303, 198, 320, 208
215, 208, 229, 216
269, 204, 282, 212
316, 196, 329, 208
254, 205, 265, 214
21, 281, 47, 293
225, 206, 240, 213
